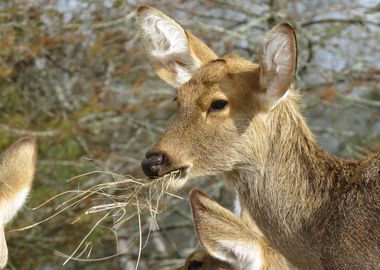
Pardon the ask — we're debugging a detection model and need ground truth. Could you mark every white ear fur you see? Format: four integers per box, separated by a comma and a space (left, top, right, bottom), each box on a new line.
259, 24, 297, 109
138, 7, 202, 87
233, 194, 241, 217
0, 188, 30, 226
0, 229, 8, 268
213, 240, 263, 270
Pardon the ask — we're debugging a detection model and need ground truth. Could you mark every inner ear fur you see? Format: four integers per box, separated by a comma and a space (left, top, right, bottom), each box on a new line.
259, 23, 297, 103
137, 6, 217, 87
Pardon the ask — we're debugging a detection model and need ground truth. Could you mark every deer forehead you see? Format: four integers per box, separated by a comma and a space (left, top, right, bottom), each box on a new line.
177, 56, 260, 106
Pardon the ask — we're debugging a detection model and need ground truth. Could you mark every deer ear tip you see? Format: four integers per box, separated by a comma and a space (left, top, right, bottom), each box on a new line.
137, 5, 151, 15
17, 137, 37, 156
189, 188, 202, 198
279, 22, 295, 31
3, 137, 36, 157
19, 137, 37, 147
189, 189, 201, 207
189, 189, 209, 205
276, 23, 296, 39
137, 5, 156, 20
189, 189, 208, 216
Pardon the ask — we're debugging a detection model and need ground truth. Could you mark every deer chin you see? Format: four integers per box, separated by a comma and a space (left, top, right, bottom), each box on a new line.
166, 176, 190, 192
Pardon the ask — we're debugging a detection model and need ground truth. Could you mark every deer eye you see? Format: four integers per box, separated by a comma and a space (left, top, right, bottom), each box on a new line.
209, 99, 228, 112
188, 260, 203, 270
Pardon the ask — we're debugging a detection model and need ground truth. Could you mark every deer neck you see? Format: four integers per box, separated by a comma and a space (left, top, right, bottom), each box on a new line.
226, 91, 353, 267
228, 91, 326, 216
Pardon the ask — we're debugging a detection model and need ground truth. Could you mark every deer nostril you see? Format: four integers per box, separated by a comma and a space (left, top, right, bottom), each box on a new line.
145, 151, 166, 165
146, 152, 163, 164
141, 151, 168, 178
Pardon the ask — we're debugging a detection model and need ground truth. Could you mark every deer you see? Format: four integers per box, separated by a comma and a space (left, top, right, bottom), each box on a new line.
0, 137, 37, 268
137, 6, 380, 270
177, 189, 289, 270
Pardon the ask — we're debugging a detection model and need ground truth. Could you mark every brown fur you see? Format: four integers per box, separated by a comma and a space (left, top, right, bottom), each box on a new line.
138, 6, 380, 270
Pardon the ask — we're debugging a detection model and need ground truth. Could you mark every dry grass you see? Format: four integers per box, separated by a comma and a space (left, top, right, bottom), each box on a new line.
14, 170, 183, 269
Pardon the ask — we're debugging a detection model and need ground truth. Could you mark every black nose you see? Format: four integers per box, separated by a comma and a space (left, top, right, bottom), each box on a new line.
141, 150, 168, 178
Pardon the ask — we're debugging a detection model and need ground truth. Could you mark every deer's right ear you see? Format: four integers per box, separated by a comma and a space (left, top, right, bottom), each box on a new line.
190, 189, 263, 268
137, 6, 217, 88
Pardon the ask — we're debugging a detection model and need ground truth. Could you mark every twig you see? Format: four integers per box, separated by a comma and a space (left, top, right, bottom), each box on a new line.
63, 10, 136, 30
302, 18, 380, 28
337, 95, 380, 108
0, 124, 60, 137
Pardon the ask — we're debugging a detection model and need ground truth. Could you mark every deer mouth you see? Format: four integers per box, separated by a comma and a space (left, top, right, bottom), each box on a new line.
157, 166, 190, 191
162, 166, 189, 179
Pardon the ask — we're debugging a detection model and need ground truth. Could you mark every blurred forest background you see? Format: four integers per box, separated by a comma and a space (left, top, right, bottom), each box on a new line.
0, 0, 379, 269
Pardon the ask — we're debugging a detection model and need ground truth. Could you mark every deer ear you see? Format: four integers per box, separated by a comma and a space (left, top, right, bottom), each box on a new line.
0, 229, 7, 268
137, 6, 217, 88
189, 189, 262, 268
0, 137, 37, 191
259, 23, 297, 109
0, 137, 37, 226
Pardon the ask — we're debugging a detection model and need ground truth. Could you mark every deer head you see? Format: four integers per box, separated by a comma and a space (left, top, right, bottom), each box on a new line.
138, 6, 297, 190
0, 137, 37, 268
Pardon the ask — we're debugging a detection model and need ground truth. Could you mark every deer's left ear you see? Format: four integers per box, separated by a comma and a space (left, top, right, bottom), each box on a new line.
259, 23, 297, 109
137, 6, 217, 88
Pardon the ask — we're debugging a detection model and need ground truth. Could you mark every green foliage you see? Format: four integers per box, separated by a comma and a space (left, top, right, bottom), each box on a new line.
0, 133, 18, 151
